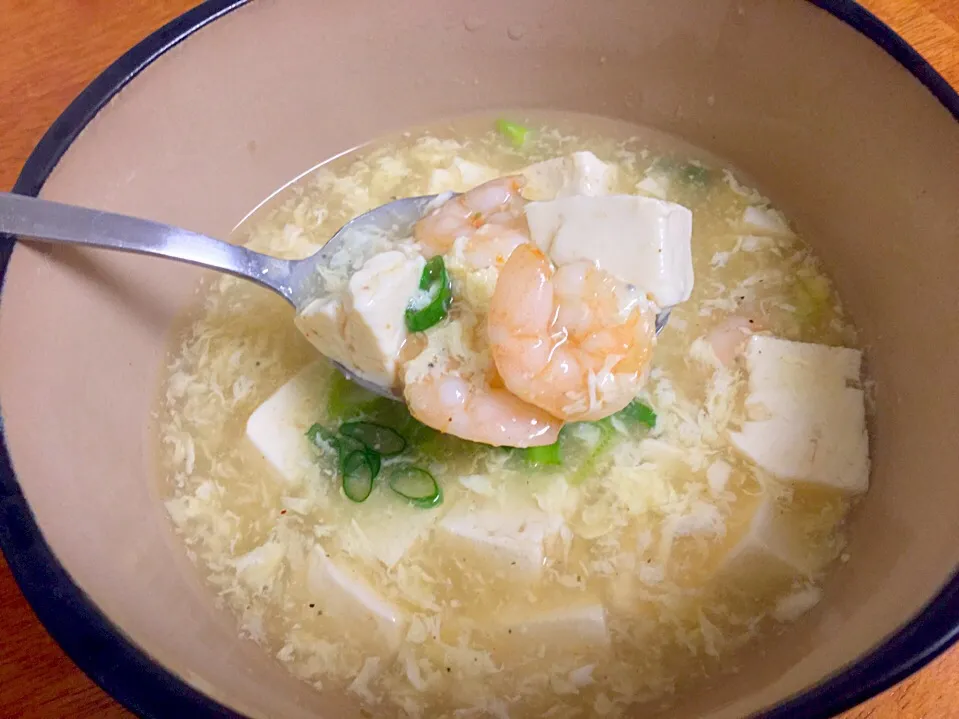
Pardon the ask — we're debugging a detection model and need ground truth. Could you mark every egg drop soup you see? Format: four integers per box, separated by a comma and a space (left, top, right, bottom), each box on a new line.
159, 112, 868, 719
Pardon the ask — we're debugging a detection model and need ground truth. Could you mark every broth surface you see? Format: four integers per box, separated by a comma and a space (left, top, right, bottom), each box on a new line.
160, 112, 862, 718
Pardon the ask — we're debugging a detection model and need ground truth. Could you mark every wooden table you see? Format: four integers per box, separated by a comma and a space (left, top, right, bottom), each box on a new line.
1, 0, 957, 716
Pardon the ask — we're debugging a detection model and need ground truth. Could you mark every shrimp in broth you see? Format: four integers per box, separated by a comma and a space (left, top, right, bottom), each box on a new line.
488, 243, 657, 422
402, 321, 562, 447
414, 176, 529, 270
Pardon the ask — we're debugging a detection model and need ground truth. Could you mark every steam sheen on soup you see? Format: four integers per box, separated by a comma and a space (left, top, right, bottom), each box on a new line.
160, 113, 869, 718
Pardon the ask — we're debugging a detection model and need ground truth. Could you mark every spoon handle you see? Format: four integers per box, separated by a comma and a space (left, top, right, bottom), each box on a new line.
0, 192, 296, 303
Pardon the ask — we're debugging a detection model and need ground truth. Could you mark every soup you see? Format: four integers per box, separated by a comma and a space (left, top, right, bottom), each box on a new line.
159, 112, 867, 718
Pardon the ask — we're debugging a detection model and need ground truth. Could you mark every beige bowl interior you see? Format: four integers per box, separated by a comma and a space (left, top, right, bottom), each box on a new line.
1, 1, 958, 717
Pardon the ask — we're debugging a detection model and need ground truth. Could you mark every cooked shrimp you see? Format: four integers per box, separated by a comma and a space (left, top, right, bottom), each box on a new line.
405, 374, 562, 447
458, 223, 529, 270
488, 244, 656, 422
414, 176, 528, 264
706, 314, 765, 366
401, 321, 562, 447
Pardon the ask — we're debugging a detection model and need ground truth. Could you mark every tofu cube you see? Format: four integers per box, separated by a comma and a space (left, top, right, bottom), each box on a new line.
245, 362, 329, 486
438, 503, 555, 578
525, 194, 694, 308
519, 151, 616, 201
344, 251, 425, 388
308, 545, 406, 651
296, 250, 425, 389
294, 297, 351, 368
730, 336, 869, 494
718, 494, 812, 584
500, 602, 610, 653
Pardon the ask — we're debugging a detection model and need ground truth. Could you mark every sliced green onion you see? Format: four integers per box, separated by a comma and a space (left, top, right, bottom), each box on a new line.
680, 163, 711, 187
388, 465, 443, 508
340, 421, 407, 457
306, 423, 339, 450
571, 418, 616, 485
344, 444, 379, 476
405, 256, 452, 332
495, 119, 530, 148
524, 440, 562, 466
326, 370, 381, 420
341, 450, 379, 502
617, 400, 657, 428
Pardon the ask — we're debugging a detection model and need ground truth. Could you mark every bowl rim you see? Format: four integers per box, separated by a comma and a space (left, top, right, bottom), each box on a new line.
0, 1, 956, 717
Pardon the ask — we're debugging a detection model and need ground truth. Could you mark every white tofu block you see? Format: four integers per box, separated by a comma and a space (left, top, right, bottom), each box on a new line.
427, 158, 500, 194
519, 151, 616, 201
501, 603, 610, 652
295, 297, 351, 367
730, 336, 869, 494
245, 362, 329, 486
343, 251, 425, 388
719, 495, 810, 581
296, 251, 423, 389
308, 545, 406, 651
438, 504, 554, 577
525, 194, 694, 308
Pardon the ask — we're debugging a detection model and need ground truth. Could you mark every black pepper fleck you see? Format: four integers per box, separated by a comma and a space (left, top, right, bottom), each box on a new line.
309, 603, 315, 608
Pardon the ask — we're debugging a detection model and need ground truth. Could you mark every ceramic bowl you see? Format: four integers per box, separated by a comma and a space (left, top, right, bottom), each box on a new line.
1, 2, 957, 717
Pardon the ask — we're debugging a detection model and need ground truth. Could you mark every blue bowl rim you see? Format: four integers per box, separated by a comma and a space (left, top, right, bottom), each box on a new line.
0, 1, 956, 717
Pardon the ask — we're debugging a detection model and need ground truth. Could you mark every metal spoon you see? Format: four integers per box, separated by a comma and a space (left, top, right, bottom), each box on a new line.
0, 191, 670, 400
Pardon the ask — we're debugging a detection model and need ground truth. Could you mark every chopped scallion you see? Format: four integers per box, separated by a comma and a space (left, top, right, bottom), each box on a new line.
570, 418, 616, 485
523, 440, 562, 466
405, 256, 452, 332
306, 423, 339, 450
617, 400, 657, 428
681, 163, 711, 187
495, 118, 529, 148
388, 465, 443, 508
341, 449, 379, 502
326, 371, 380, 419
340, 421, 407, 457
